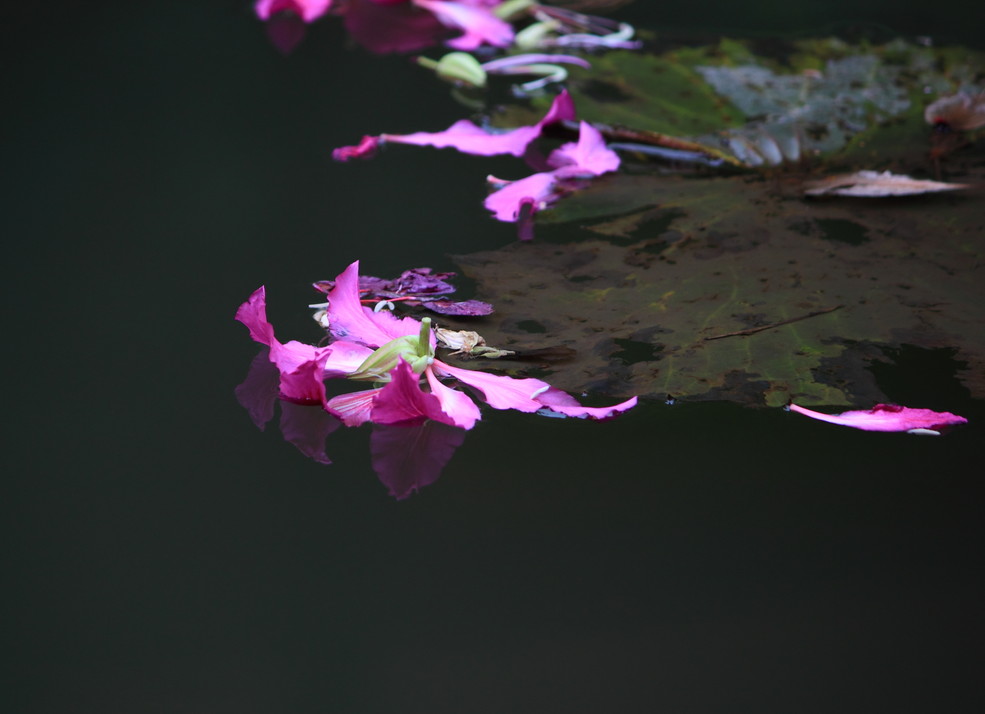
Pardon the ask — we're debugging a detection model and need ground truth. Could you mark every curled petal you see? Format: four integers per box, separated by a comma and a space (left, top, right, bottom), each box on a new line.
549, 121, 621, 176
332, 135, 380, 162
279, 358, 328, 406
426, 367, 481, 430
789, 403, 968, 434
236, 286, 326, 373
534, 387, 638, 420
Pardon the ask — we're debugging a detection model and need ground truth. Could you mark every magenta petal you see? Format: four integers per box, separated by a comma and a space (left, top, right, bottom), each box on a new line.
279, 358, 328, 406
535, 388, 638, 420
370, 420, 467, 499
326, 388, 381, 427
321, 339, 375, 376
327, 261, 422, 347
432, 361, 549, 412
426, 367, 481, 430
549, 121, 620, 176
279, 401, 342, 465
789, 403, 968, 433
413, 0, 514, 49
484, 172, 558, 221
344, 0, 448, 54
332, 135, 381, 162
386, 120, 542, 157
370, 360, 454, 426
236, 286, 325, 373
255, 0, 333, 22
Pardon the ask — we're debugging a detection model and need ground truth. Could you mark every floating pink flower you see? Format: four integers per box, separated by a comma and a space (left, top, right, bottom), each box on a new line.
236, 261, 637, 430
332, 90, 576, 160
484, 119, 620, 231
788, 403, 968, 435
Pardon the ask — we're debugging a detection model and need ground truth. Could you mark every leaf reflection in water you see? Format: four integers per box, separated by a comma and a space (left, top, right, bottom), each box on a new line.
236, 348, 467, 497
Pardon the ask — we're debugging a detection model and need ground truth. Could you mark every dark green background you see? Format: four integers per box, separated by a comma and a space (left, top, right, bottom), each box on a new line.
3, 2, 983, 712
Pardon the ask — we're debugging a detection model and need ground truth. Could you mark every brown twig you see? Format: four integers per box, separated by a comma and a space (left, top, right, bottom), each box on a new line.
704, 305, 843, 341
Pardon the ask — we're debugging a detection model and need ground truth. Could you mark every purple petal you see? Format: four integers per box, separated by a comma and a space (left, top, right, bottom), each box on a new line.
426, 367, 481, 430
235, 348, 280, 430
263, 12, 307, 54
424, 299, 494, 316
279, 401, 342, 465
370, 420, 467, 499
789, 403, 968, 433
481, 54, 592, 73
344, 0, 448, 54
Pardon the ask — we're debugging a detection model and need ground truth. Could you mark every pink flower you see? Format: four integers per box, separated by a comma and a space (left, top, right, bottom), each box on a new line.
236, 261, 637, 430
332, 90, 576, 160
254, 0, 334, 22
788, 403, 968, 435
484, 119, 620, 229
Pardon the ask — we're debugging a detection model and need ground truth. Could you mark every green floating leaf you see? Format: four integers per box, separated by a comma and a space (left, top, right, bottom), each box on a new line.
447, 162, 985, 407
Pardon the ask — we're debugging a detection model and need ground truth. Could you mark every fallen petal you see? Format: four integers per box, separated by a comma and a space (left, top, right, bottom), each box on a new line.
789, 403, 968, 434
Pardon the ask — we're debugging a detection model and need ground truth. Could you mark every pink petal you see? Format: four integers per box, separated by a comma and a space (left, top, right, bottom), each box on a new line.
534, 387, 638, 420
548, 121, 620, 176
255, 0, 333, 22
377, 90, 576, 158
326, 261, 422, 347
320, 340, 375, 377
369, 359, 457, 426
385, 120, 543, 157
413, 0, 514, 49
235, 286, 325, 373
326, 388, 382, 427
432, 360, 550, 412
279, 358, 328, 406
483, 171, 559, 221
789, 403, 968, 434
332, 135, 380, 162
426, 367, 481, 430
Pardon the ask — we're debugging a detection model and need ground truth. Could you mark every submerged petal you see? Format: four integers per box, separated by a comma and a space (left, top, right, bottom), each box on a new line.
789, 403, 968, 434
255, 0, 333, 22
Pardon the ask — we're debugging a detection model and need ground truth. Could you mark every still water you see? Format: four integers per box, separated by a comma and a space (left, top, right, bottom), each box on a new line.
3, 2, 983, 712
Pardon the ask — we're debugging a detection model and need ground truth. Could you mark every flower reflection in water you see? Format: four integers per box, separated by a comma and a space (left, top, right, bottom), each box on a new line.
236, 348, 466, 498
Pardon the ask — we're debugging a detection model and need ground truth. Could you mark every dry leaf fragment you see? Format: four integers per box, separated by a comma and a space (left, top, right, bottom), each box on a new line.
434, 327, 516, 359
803, 170, 969, 197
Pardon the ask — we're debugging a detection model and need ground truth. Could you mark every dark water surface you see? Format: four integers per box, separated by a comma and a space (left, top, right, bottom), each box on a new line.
3, 2, 984, 712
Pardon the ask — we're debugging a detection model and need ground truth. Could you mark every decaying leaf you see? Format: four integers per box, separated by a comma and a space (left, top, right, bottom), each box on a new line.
435, 327, 516, 358
804, 170, 970, 197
